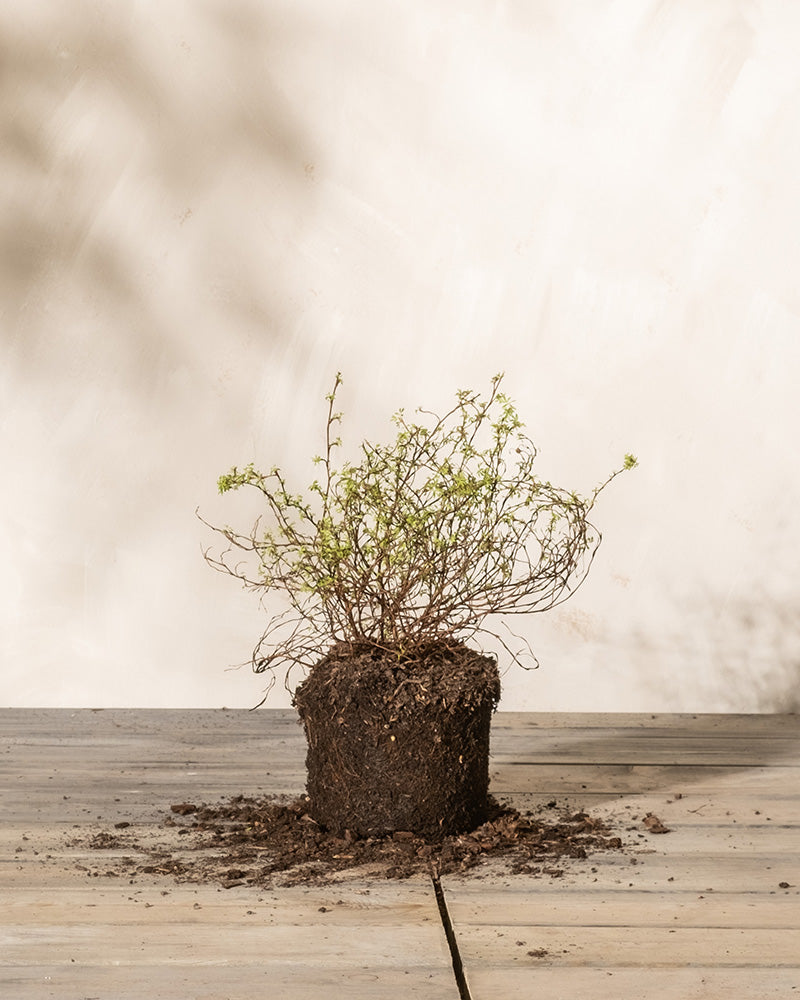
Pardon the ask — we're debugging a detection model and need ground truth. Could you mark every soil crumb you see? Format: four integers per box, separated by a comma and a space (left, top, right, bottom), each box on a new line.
74, 795, 624, 888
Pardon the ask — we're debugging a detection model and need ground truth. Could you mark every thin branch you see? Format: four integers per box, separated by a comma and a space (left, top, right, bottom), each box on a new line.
201, 375, 636, 692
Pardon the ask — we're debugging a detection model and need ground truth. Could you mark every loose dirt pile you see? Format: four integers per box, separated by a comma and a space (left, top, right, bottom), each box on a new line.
75, 795, 625, 888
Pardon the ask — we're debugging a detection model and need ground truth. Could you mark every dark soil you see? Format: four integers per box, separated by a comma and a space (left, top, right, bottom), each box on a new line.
75, 794, 625, 889
294, 640, 501, 838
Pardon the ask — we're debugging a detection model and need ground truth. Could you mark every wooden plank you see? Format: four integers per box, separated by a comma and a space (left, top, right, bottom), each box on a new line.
602, 789, 800, 822
491, 788, 800, 832
439, 829, 799, 897
492, 712, 800, 734
449, 923, 800, 967
0, 783, 308, 824
1, 918, 445, 968
489, 762, 800, 796
0, 964, 456, 1000
0, 707, 301, 735
461, 967, 800, 999
443, 886, 800, 929
0, 883, 432, 924
490, 736, 800, 767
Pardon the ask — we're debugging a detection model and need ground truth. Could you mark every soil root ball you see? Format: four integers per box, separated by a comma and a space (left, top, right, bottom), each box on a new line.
294, 640, 501, 840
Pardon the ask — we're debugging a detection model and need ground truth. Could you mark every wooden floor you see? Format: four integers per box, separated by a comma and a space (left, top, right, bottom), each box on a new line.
1, 709, 798, 999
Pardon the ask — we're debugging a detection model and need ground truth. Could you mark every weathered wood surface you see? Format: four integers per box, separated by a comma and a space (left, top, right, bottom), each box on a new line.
446, 711, 800, 999
0, 709, 454, 999
2, 709, 798, 999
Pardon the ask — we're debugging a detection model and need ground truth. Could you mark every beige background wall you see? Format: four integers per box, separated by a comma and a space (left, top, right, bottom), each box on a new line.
2, 1, 799, 711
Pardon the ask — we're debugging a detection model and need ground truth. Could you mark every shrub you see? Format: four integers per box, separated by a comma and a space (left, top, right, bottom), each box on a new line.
203, 373, 636, 694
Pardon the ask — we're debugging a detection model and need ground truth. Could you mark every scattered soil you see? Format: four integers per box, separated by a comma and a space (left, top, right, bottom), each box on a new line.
642, 811, 671, 834
295, 641, 501, 838
73, 794, 625, 889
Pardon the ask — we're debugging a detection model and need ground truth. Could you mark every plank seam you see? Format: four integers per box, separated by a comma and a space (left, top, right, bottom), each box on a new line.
431, 870, 472, 1000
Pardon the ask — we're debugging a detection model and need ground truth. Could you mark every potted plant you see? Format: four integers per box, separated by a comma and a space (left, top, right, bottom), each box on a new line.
203, 374, 636, 839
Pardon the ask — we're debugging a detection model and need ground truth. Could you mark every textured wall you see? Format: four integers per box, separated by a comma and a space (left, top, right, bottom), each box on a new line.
2, 1, 799, 710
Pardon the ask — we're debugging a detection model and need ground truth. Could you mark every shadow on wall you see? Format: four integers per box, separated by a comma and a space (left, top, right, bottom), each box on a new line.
710, 598, 800, 713
637, 593, 800, 714
1, 2, 314, 378
0, 3, 323, 706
